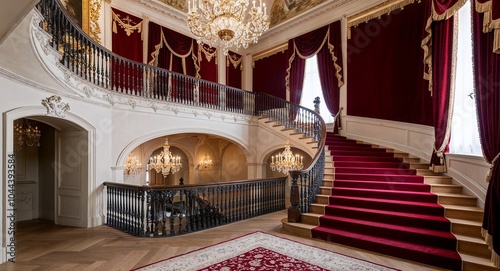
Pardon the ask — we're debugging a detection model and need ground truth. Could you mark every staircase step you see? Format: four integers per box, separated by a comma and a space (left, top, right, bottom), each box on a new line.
437, 193, 478, 206
318, 214, 458, 249
334, 173, 424, 183
442, 204, 484, 221
334, 167, 417, 175
425, 176, 454, 184
329, 195, 445, 216
310, 203, 326, 214
334, 161, 410, 169
430, 183, 463, 194
301, 213, 321, 226
449, 218, 483, 239
311, 226, 462, 271
281, 218, 313, 238
331, 187, 438, 203
333, 155, 403, 163
410, 163, 430, 169
324, 205, 452, 231
333, 180, 430, 192
456, 234, 492, 259
461, 253, 497, 271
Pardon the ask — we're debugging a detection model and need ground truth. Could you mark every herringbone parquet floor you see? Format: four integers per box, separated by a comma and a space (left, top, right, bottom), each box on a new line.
0, 210, 444, 271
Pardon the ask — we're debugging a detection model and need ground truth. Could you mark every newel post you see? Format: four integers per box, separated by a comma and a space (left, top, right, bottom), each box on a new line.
288, 172, 301, 222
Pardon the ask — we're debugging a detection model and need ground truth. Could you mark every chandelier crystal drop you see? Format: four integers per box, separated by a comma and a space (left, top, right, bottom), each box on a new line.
270, 140, 304, 175
124, 155, 142, 176
149, 138, 182, 177
14, 119, 41, 151
187, 0, 270, 55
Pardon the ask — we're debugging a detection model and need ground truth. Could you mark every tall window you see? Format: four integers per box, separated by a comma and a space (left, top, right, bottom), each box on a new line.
299, 55, 334, 123
449, 1, 482, 155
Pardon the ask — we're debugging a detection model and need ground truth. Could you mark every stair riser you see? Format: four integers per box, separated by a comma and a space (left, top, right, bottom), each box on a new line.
333, 157, 403, 163
334, 162, 410, 169
439, 196, 477, 207
330, 151, 395, 157
332, 188, 438, 203
334, 181, 430, 192
335, 168, 417, 175
318, 217, 457, 249
452, 223, 483, 239
324, 206, 452, 232
301, 215, 320, 226
310, 204, 325, 214
445, 209, 483, 221
335, 174, 424, 183
425, 177, 453, 184
431, 186, 463, 194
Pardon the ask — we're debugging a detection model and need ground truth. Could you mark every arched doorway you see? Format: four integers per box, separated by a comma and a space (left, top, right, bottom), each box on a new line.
13, 116, 89, 227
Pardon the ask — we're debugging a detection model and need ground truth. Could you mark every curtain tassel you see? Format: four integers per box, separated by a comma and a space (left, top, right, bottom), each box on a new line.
486, 152, 500, 183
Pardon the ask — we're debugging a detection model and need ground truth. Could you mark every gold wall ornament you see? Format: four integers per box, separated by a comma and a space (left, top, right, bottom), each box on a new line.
199, 154, 213, 170
88, 0, 102, 44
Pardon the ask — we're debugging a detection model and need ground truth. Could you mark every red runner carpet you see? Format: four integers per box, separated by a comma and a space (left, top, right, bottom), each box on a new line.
311, 133, 462, 271
133, 231, 399, 271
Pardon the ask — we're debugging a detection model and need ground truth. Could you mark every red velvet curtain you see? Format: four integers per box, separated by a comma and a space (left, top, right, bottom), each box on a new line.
226, 51, 243, 110
422, 0, 465, 172
317, 20, 344, 131
347, 2, 432, 125
253, 50, 288, 100
286, 22, 344, 120
197, 43, 218, 105
474, 0, 500, 267
111, 8, 143, 93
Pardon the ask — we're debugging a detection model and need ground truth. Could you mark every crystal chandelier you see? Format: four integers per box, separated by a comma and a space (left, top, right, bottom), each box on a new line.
124, 155, 142, 176
270, 140, 304, 175
199, 154, 213, 169
14, 119, 41, 151
187, 0, 270, 55
149, 138, 182, 177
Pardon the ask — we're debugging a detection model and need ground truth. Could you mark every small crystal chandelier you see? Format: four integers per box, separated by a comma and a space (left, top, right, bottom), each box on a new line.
14, 119, 41, 151
270, 140, 304, 175
199, 154, 213, 170
124, 155, 142, 176
187, 0, 270, 55
149, 137, 182, 177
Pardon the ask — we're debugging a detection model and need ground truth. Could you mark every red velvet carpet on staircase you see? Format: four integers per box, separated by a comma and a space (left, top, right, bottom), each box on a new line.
311, 133, 462, 271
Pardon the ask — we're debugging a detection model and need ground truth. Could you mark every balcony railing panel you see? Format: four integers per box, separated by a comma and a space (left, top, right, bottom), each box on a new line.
104, 178, 286, 237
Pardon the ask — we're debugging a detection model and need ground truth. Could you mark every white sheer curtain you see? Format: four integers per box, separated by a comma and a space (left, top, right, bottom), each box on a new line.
299, 55, 334, 123
450, 1, 482, 155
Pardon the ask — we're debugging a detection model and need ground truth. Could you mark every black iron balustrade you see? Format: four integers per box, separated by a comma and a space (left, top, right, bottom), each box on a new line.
104, 178, 286, 237
36, 0, 329, 226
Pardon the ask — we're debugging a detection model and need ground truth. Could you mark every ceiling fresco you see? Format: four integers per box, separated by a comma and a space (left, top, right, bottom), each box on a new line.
154, 0, 328, 28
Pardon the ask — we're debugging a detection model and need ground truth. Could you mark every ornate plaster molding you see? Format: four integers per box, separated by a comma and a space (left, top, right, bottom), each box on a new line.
42, 95, 71, 118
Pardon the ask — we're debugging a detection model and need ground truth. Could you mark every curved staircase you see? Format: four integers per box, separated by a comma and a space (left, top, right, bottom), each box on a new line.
282, 133, 496, 271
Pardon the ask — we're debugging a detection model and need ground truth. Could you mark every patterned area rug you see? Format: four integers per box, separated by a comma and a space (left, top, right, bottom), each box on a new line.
133, 232, 399, 271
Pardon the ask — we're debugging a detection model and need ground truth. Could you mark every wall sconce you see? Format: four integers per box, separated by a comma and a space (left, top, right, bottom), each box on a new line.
199, 154, 213, 170
124, 154, 142, 176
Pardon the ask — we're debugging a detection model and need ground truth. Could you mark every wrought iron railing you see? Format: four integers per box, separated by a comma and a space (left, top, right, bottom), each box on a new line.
104, 178, 286, 237
36, 0, 328, 227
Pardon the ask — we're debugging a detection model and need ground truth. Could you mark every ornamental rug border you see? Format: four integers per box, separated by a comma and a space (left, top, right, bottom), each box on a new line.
132, 231, 399, 271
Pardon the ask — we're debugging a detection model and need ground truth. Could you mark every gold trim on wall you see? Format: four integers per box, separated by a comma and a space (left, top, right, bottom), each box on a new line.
82, 0, 102, 44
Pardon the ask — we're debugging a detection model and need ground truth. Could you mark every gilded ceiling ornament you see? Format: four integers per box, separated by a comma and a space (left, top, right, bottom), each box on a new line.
270, 0, 328, 27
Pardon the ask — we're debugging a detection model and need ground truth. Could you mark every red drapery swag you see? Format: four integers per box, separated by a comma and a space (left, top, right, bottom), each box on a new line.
474, 0, 500, 267
286, 21, 344, 119
253, 50, 288, 100
421, 0, 466, 173
226, 51, 243, 88
226, 51, 243, 110
111, 8, 144, 93
147, 21, 199, 77
476, 0, 500, 53
197, 44, 218, 105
